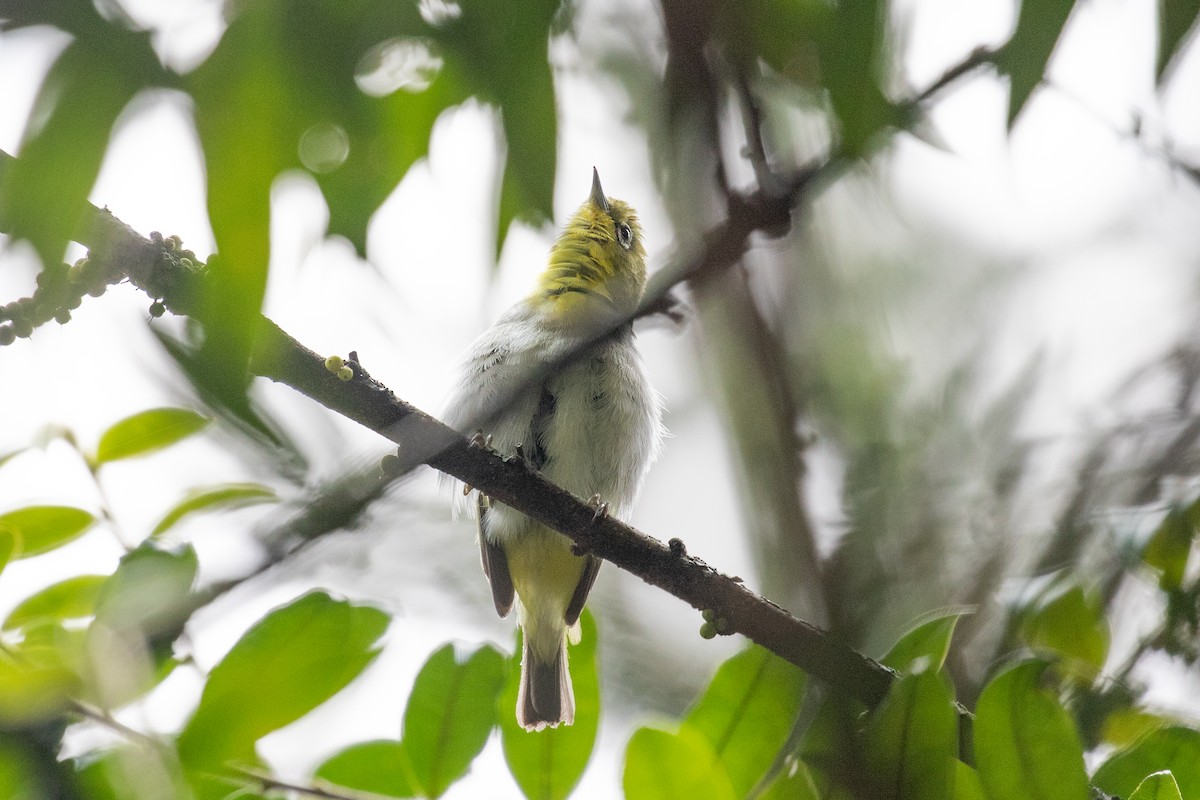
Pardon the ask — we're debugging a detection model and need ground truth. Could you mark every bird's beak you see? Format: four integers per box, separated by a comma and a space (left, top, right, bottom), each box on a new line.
590, 167, 610, 213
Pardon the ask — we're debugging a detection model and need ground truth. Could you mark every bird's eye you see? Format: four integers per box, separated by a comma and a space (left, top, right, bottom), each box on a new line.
617, 223, 633, 249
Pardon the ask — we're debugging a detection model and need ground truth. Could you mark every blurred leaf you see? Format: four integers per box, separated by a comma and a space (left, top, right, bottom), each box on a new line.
0, 12, 161, 267
1018, 583, 1110, 680
178, 591, 389, 771
436, 0, 559, 253
952, 761, 985, 800
996, 0, 1078, 126
973, 660, 1089, 800
500, 611, 599, 800
880, 610, 966, 673
151, 482, 279, 537
818, 0, 895, 156
74, 746, 189, 800
732, 0, 829, 87
0, 506, 95, 559
0, 528, 12, 576
0, 447, 26, 471
1102, 709, 1172, 747
0, 648, 77, 724
1093, 728, 1200, 800
862, 668, 958, 800
1157, 0, 1200, 82
83, 546, 198, 707
624, 726, 738, 800
151, 328, 308, 481
93, 544, 198, 638
185, 0, 296, 407
3, 575, 107, 631
684, 645, 806, 797
316, 740, 415, 798
800, 694, 862, 789
0, 743, 43, 800
1130, 771, 1184, 800
759, 760, 821, 800
95, 408, 210, 464
1143, 505, 1194, 590
403, 644, 506, 798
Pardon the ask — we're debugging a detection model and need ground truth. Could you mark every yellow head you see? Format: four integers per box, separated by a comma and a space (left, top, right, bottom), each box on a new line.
535, 168, 647, 329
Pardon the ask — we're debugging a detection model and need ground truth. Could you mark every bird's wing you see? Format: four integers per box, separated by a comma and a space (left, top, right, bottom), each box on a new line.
477, 493, 514, 617
564, 554, 601, 626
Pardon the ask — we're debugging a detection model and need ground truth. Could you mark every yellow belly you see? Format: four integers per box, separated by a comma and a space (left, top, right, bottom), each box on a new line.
504, 527, 585, 662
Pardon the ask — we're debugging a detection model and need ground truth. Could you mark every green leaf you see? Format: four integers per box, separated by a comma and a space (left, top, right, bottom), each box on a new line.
74, 746, 192, 800
3, 575, 108, 631
316, 741, 416, 798
818, 0, 895, 156
500, 611, 599, 800
623, 726, 738, 800
403, 644, 506, 798
1157, 0, 1200, 82
1092, 728, 1200, 800
435, 0, 559, 253
1129, 771, 1184, 800
799, 694, 863, 788
684, 645, 806, 797
0, 506, 95, 559
973, 660, 1089, 800
95, 408, 210, 464
952, 761, 985, 800
93, 545, 198, 638
178, 591, 389, 771
0, 743, 42, 800
862, 668, 958, 800
1143, 506, 1194, 590
996, 0, 1078, 126
0, 648, 77, 724
760, 760, 821, 800
880, 610, 966, 673
1101, 709, 1172, 747
0, 528, 12, 576
1018, 583, 1110, 680
151, 482, 279, 537
0, 19, 160, 267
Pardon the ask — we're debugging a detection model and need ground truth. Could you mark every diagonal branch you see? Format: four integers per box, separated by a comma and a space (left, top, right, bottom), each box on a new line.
63, 199, 897, 709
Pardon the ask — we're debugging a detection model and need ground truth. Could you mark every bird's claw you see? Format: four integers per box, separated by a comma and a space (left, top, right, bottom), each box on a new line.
588, 494, 609, 523
468, 430, 493, 449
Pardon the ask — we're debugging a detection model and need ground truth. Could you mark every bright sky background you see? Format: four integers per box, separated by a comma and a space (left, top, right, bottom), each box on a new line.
2, 0, 1200, 795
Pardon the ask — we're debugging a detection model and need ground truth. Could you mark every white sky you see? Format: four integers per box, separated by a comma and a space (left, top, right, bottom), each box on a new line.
2, 0, 1200, 796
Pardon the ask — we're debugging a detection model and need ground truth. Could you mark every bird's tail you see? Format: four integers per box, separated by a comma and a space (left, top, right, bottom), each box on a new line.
517, 631, 574, 731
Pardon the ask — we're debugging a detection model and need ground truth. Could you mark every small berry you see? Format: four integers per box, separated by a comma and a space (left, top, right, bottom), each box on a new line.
0, 326, 14, 345
55, 309, 71, 324
149, 301, 165, 318
180, 257, 193, 268
12, 318, 33, 338
380, 453, 402, 477
337, 365, 354, 382
701, 608, 716, 622
699, 622, 717, 640
715, 617, 730, 635
166, 235, 182, 251
324, 355, 345, 372
150, 231, 163, 243
66, 294, 82, 310
87, 283, 107, 298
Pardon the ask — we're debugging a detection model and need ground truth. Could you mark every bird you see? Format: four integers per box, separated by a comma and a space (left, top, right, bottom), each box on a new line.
442, 168, 663, 730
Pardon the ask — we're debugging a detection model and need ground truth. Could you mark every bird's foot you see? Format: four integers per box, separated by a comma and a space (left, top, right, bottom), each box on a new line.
587, 494, 609, 523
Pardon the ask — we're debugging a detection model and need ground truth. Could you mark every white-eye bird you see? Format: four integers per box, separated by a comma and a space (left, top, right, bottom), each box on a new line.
442, 168, 663, 730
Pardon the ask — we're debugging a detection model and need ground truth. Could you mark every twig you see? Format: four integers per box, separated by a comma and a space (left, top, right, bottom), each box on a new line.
232, 767, 383, 800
